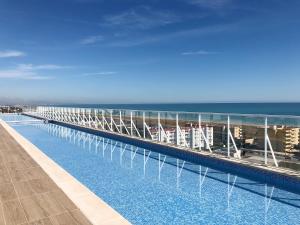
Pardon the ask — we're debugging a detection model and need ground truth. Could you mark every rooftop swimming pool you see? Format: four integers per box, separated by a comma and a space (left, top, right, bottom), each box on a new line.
1, 114, 300, 224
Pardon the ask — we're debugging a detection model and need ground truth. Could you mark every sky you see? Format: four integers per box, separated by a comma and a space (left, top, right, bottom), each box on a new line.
0, 0, 300, 104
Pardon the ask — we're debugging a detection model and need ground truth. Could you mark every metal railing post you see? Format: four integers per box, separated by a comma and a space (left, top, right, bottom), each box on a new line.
130, 111, 133, 136
143, 112, 145, 139
102, 110, 105, 130
119, 111, 122, 134
110, 110, 113, 131
198, 114, 202, 151
77, 108, 80, 123
265, 117, 268, 165
88, 110, 91, 127
227, 115, 230, 157
176, 113, 179, 145
158, 112, 161, 142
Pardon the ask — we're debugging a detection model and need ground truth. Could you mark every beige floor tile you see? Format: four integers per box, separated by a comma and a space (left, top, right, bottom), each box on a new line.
0, 169, 11, 184
2, 154, 19, 163
8, 168, 28, 182
0, 202, 6, 225
24, 158, 39, 168
21, 194, 66, 222
46, 191, 77, 211
3, 200, 28, 225
20, 196, 49, 222
14, 181, 35, 198
69, 210, 93, 225
29, 218, 54, 225
50, 212, 78, 225
24, 168, 48, 181
29, 179, 58, 194
37, 193, 66, 216
0, 162, 5, 171
6, 160, 31, 171
0, 183, 18, 202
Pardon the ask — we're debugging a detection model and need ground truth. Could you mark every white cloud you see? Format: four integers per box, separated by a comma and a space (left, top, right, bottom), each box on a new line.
188, 0, 233, 9
0, 69, 33, 78
182, 50, 219, 55
100, 6, 179, 30
80, 5, 236, 48
82, 71, 117, 76
0, 50, 26, 58
23, 76, 54, 80
0, 63, 67, 80
17, 64, 68, 70
107, 23, 235, 47
80, 35, 104, 44
0, 69, 53, 80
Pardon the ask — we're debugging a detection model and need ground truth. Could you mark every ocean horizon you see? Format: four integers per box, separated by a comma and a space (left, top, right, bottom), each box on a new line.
54, 103, 300, 116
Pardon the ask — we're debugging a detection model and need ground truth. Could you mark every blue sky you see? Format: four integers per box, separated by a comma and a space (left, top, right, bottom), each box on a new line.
0, 0, 300, 104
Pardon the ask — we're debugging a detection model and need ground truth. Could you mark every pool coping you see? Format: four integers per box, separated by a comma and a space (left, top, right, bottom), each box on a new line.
0, 119, 131, 225
39, 117, 300, 194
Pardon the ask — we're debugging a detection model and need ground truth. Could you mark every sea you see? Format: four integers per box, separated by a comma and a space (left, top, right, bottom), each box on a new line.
59, 103, 300, 116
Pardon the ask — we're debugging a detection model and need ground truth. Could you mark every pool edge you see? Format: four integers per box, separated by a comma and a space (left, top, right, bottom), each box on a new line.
0, 119, 131, 225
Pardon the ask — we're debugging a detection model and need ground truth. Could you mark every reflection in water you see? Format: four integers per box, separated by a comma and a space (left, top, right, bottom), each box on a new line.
199, 165, 208, 198
158, 154, 166, 181
176, 159, 185, 189
227, 174, 237, 209
27, 122, 289, 213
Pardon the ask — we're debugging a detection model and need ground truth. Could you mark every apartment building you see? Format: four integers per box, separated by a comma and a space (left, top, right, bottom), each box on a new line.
151, 126, 214, 150
256, 126, 300, 152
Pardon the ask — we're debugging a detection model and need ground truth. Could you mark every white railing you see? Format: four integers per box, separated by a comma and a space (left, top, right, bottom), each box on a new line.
24, 106, 300, 170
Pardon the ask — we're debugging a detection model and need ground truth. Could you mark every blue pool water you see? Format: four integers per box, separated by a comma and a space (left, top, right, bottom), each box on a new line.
2, 115, 300, 224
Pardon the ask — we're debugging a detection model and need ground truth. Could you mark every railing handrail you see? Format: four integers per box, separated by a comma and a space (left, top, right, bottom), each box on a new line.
33, 106, 300, 120
28, 105, 300, 171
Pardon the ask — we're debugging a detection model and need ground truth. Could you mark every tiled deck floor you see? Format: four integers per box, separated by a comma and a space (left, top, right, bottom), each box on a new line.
0, 125, 92, 225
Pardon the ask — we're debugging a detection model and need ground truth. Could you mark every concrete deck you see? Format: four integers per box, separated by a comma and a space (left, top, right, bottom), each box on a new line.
0, 121, 130, 225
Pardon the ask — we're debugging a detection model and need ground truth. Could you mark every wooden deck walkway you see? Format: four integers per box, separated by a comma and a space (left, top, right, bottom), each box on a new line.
0, 124, 92, 225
